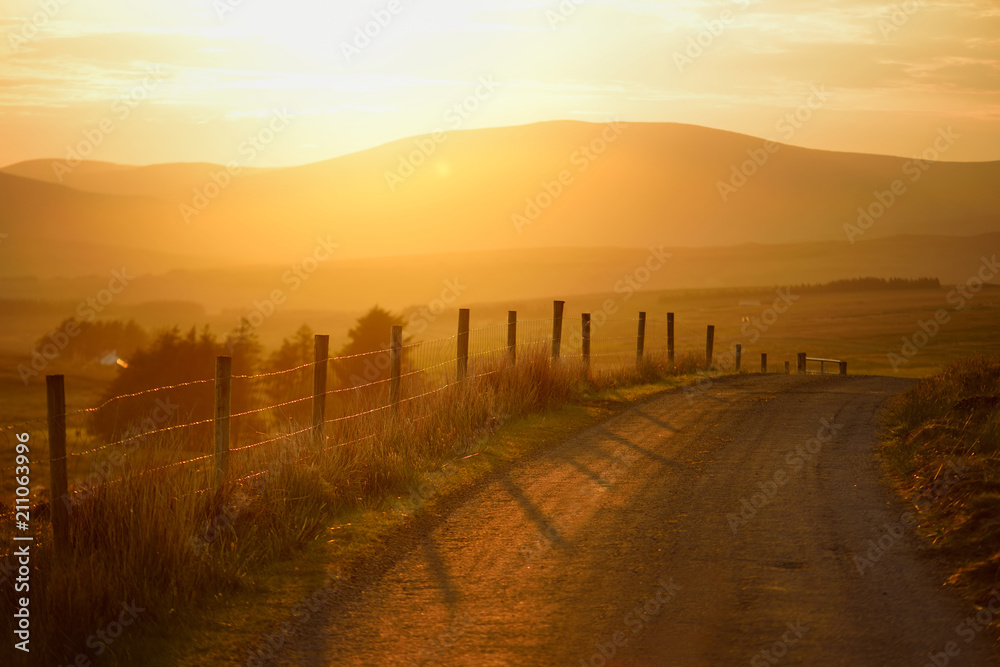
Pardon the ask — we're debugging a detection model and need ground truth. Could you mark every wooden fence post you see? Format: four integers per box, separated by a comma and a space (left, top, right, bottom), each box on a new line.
636, 312, 646, 368
839, 360, 848, 376
706, 325, 715, 369
215, 356, 232, 482
312, 335, 328, 445
582, 313, 591, 370
761, 353, 767, 374
507, 311, 517, 365
797, 352, 807, 374
552, 300, 565, 362
735, 344, 742, 372
46, 375, 68, 560
457, 309, 470, 382
390, 326, 402, 412
667, 312, 675, 364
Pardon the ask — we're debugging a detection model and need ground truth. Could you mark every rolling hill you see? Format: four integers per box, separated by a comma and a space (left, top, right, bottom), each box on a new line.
1, 121, 998, 278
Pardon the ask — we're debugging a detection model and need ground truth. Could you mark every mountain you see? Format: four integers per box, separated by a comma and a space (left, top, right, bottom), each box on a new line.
1, 121, 998, 277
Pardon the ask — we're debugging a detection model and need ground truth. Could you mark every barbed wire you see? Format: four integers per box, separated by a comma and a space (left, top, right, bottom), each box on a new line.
73, 378, 214, 417
1, 317, 688, 489
55, 416, 216, 461
229, 424, 314, 454
231, 358, 317, 380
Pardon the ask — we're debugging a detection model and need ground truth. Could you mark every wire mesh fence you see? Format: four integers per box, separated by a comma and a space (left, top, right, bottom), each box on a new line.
0, 312, 720, 507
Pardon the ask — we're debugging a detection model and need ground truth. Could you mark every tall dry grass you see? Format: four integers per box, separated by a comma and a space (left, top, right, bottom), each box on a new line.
879, 355, 1000, 603
0, 348, 701, 664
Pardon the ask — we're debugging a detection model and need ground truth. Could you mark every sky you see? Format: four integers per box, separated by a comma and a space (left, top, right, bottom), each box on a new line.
1, 0, 998, 168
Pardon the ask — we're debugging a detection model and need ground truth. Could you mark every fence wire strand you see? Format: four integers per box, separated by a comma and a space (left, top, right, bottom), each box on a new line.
2, 314, 706, 499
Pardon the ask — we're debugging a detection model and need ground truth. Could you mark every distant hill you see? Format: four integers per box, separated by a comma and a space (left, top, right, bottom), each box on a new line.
1, 233, 995, 315
1, 159, 273, 199
1, 121, 998, 277
1, 159, 133, 181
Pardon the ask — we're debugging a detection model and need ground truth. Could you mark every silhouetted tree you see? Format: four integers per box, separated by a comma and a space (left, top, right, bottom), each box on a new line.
266, 324, 315, 373
334, 306, 408, 388
91, 326, 259, 445
36, 318, 148, 364
261, 325, 316, 424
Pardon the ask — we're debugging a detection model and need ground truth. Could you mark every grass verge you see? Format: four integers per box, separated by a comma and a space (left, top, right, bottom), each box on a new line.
878, 355, 1000, 605
1, 350, 702, 665
124, 378, 684, 666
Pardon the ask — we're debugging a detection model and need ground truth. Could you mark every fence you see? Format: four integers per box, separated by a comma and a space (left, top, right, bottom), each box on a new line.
0, 301, 846, 559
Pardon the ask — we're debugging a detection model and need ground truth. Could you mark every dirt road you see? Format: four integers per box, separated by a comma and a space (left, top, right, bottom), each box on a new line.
276, 374, 998, 666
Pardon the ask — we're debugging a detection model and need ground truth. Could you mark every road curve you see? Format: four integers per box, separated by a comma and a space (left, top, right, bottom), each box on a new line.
277, 374, 998, 666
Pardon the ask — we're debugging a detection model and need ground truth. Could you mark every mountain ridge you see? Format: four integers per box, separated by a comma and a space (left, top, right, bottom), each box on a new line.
1, 120, 997, 277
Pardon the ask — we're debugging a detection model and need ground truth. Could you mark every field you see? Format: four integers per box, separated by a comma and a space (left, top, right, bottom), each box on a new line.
416, 283, 1000, 379
2, 282, 995, 504
3, 283, 997, 425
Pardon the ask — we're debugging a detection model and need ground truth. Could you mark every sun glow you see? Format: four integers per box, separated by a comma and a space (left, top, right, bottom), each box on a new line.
1, 0, 998, 166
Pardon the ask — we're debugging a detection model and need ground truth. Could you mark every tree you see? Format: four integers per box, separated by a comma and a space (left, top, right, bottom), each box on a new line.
334, 306, 408, 388
90, 326, 260, 446
261, 325, 316, 424
36, 318, 149, 364
266, 324, 315, 373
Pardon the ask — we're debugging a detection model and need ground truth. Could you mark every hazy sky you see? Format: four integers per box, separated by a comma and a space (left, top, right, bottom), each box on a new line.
1, 0, 998, 167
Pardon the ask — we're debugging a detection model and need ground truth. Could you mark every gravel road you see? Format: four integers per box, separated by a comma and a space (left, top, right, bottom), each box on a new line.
275, 374, 998, 666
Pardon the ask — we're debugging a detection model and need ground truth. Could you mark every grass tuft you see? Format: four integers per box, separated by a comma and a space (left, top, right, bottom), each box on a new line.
879, 355, 1000, 604
1, 348, 700, 664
